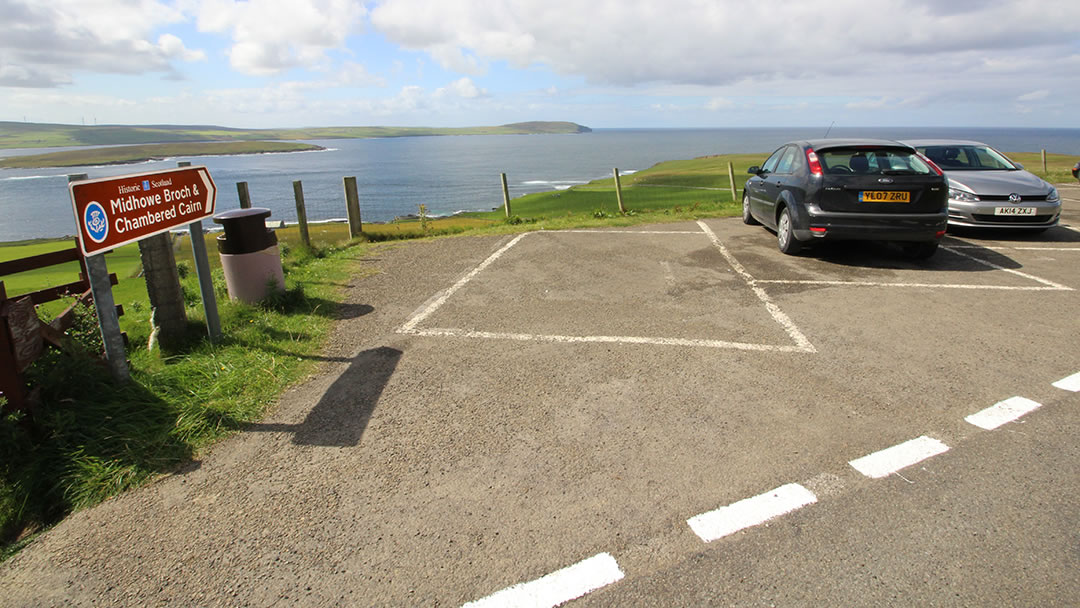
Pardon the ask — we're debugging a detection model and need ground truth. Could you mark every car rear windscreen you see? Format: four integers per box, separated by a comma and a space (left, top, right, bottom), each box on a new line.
817, 147, 936, 176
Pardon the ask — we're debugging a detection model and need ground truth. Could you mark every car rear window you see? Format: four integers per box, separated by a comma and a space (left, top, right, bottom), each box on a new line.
816, 147, 935, 176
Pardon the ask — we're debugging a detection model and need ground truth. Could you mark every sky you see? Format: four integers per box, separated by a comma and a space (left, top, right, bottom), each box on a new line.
2, 0, 1079, 130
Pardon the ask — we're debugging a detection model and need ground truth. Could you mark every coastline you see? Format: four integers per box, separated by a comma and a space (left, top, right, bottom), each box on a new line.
0, 141, 326, 169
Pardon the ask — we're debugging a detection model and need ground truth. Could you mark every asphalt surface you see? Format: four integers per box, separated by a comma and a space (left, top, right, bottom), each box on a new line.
1, 183, 1078, 607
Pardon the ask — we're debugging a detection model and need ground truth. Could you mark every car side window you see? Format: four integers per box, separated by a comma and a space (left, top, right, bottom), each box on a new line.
761, 147, 784, 174
774, 146, 798, 174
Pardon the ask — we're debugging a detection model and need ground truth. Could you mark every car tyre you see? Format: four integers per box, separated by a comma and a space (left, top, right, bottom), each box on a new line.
902, 241, 938, 259
742, 192, 759, 225
776, 207, 802, 254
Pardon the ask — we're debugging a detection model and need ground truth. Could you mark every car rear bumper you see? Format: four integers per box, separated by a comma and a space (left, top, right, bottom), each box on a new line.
795, 209, 947, 242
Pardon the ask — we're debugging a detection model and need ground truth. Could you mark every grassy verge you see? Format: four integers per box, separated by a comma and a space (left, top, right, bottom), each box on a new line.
0, 233, 369, 558
1002, 151, 1078, 184
0, 141, 324, 169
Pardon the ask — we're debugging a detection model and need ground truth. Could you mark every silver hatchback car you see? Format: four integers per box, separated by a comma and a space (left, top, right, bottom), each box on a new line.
901, 139, 1061, 231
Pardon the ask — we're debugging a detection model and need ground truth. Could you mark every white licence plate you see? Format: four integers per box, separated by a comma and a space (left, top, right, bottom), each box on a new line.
994, 207, 1036, 216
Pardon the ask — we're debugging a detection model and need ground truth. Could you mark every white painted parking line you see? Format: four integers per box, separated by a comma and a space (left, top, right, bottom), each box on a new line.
406, 327, 814, 352
753, 279, 1066, 291
849, 436, 950, 479
1052, 371, 1080, 392
687, 483, 818, 543
965, 396, 1043, 430
401, 233, 528, 333
400, 227, 818, 353
697, 221, 817, 353
941, 246, 1073, 290
462, 553, 624, 608
755, 245, 1073, 291
562, 229, 704, 234
945, 245, 1080, 252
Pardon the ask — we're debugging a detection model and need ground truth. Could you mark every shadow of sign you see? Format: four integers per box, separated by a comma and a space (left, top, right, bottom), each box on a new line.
247, 346, 402, 447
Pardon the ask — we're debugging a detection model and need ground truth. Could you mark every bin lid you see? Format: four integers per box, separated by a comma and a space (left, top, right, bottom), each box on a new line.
213, 207, 272, 223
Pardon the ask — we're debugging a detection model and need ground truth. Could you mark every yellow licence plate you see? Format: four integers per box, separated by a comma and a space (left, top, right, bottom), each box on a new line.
860, 190, 910, 203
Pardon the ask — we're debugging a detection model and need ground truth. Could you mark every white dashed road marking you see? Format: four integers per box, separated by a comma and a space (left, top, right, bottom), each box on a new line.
462, 553, 624, 608
1053, 371, 1080, 392
965, 396, 1043, 430
849, 436, 950, 479
687, 483, 818, 543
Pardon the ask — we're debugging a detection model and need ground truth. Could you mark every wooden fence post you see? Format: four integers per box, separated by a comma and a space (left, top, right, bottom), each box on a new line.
343, 176, 363, 237
1041, 149, 1047, 174
500, 173, 512, 217
613, 168, 625, 214
236, 181, 252, 209
727, 162, 738, 202
293, 180, 311, 247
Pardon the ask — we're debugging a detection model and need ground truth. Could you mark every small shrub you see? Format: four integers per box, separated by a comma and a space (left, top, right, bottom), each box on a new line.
175, 262, 191, 280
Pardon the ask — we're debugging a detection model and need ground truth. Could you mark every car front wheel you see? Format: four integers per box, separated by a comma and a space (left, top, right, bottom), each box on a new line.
742, 192, 759, 225
777, 207, 802, 254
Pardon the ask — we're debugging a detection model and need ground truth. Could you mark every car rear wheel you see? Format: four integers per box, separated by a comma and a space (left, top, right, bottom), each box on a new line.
901, 241, 938, 259
742, 192, 759, 225
777, 207, 802, 254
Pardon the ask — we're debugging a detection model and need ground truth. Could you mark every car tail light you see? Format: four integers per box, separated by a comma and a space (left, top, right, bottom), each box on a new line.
806, 149, 823, 176
810, 226, 827, 234
918, 152, 944, 176
935, 230, 946, 239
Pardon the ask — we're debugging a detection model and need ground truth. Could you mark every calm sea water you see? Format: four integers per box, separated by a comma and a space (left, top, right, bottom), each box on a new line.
2, 127, 1079, 242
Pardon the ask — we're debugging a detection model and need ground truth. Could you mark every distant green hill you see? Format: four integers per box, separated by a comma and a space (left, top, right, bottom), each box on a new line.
0, 121, 592, 149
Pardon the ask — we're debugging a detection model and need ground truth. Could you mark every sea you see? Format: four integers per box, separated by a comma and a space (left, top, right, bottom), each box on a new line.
2, 126, 1079, 243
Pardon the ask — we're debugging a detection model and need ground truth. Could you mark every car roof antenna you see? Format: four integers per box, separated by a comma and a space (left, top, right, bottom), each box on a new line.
823, 121, 835, 138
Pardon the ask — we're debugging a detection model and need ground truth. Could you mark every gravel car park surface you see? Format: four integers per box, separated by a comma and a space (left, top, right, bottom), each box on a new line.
2, 189, 1078, 606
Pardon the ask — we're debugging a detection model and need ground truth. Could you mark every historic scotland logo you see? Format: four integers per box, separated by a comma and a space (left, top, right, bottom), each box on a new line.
84, 201, 109, 243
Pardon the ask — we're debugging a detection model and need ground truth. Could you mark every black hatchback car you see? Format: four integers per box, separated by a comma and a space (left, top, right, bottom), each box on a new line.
743, 139, 948, 258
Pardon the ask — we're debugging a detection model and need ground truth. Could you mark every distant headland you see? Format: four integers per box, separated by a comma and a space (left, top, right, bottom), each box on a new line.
0, 121, 592, 168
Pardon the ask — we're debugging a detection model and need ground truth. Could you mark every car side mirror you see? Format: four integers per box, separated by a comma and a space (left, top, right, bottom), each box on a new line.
747, 166, 760, 175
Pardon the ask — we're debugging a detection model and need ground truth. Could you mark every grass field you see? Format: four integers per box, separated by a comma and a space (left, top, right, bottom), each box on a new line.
0, 142, 324, 169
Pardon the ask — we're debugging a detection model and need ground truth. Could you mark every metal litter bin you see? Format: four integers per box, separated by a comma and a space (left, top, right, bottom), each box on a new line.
212, 207, 285, 304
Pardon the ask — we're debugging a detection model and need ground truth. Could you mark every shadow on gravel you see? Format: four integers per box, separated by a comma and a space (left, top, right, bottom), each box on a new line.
800, 238, 1023, 271
245, 346, 402, 447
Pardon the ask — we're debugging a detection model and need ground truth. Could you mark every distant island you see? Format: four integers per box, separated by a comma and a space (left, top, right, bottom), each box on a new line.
0, 120, 593, 150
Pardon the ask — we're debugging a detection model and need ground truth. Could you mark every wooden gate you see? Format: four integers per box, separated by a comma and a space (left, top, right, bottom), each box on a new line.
0, 240, 120, 412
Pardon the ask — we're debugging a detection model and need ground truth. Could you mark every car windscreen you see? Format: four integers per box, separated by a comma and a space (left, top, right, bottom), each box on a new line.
915, 145, 1017, 171
816, 147, 935, 176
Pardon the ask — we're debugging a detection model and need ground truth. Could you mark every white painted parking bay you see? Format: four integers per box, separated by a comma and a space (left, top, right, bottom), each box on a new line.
400, 225, 814, 352
703, 218, 1076, 292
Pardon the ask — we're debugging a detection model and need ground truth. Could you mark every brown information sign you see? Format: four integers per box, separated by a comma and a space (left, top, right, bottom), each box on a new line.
69, 166, 217, 256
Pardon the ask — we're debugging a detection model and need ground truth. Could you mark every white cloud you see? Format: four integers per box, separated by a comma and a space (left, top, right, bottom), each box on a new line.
369, 0, 1080, 103
0, 0, 202, 87
194, 0, 367, 75
158, 34, 206, 62
705, 97, 735, 111
1017, 89, 1050, 102
436, 77, 486, 99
